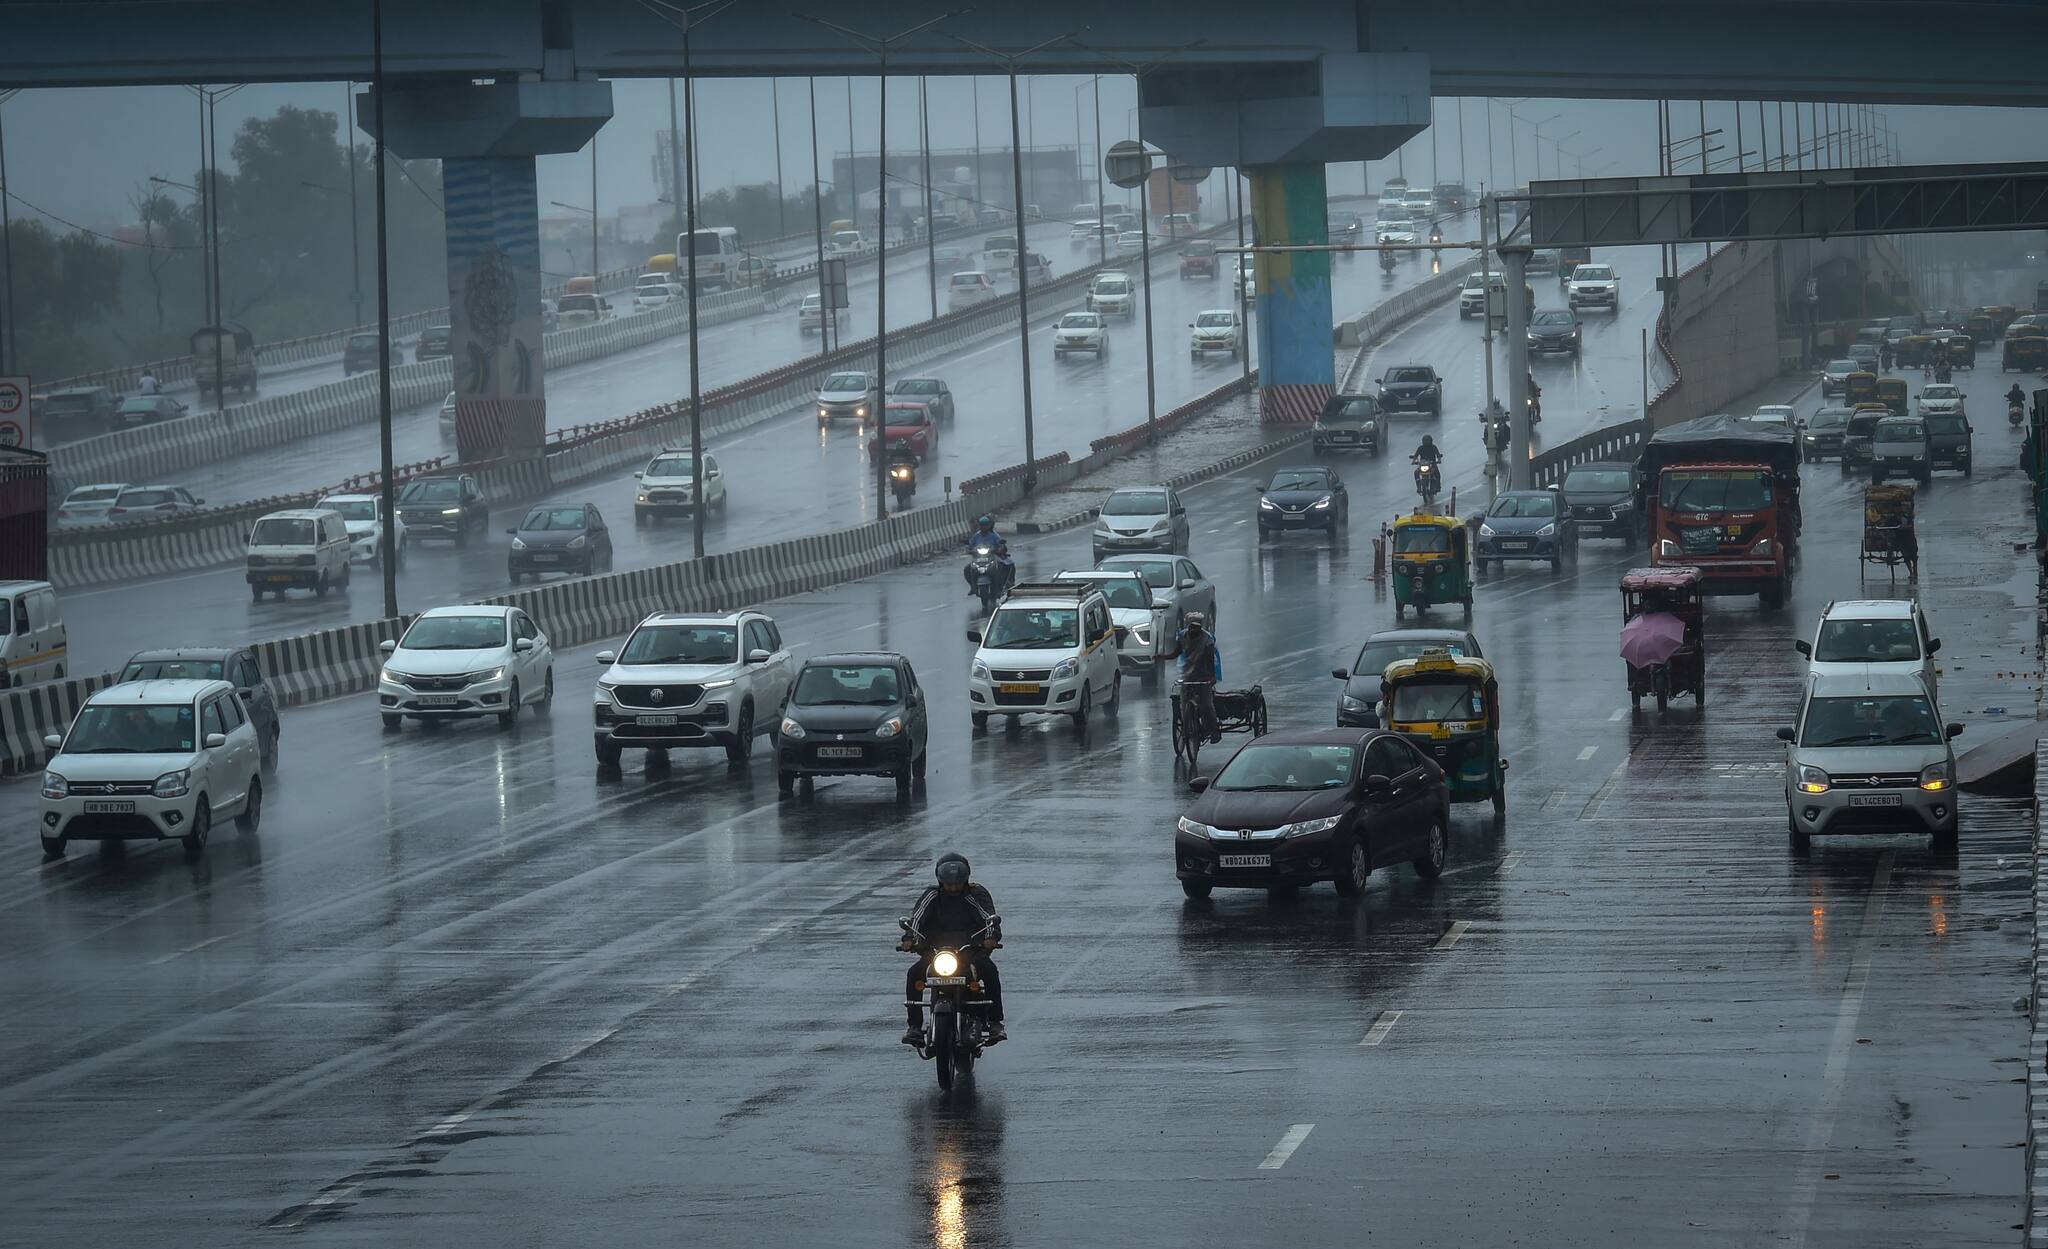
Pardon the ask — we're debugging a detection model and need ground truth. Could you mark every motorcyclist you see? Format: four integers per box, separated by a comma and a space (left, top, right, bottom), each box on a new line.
960, 514, 1014, 595
1412, 434, 1443, 466
2009, 383, 2027, 410
1175, 611, 1222, 744
137, 370, 161, 396
900, 853, 1005, 1046
1526, 372, 1543, 422
1933, 358, 1953, 385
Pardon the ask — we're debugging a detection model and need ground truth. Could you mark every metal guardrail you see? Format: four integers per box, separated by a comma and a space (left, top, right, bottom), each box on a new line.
1528, 418, 1651, 489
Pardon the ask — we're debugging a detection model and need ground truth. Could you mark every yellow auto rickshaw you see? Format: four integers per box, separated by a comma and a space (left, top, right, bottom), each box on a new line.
1381, 649, 1507, 812
1390, 512, 1473, 621
1843, 370, 1878, 407
1875, 376, 1908, 417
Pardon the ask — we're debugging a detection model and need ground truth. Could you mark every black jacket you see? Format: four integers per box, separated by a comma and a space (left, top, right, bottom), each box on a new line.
908, 882, 1000, 946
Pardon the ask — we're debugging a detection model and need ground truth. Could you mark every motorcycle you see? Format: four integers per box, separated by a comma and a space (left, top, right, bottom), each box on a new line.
887, 452, 918, 506
2011, 397, 2026, 428
1379, 247, 1397, 274
899, 917, 1000, 1090
966, 543, 1010, 612
1412, 456, 1442, 505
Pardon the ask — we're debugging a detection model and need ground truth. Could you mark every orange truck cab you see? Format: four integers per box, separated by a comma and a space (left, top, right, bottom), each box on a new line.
1642, 414, 1803, 608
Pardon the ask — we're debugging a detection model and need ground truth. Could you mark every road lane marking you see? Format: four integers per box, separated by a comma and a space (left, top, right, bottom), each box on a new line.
1609, 707, 1626, 721
1577, 745, 1599, 761
1359, 1011, 1403, 1047
1433, 920, 1471, 950
1783, 850, 1894, 1247
1539, 789, 1565, 813
1499, 851, 1524, 874
148, 933, 234, 966
1258, 1123, 1315, 1169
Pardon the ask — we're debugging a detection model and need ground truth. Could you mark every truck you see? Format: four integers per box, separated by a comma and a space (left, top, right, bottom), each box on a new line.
1642, 414, 1803, 608
1146, 169, 1200, 224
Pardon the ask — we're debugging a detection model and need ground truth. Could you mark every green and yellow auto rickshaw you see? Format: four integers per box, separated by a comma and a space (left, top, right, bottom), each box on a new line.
1390, 512, 1473, 620
1875, 376, 1908, 417
2004, 327, 2048, 372
1381, 649, 1507, 812
1843, 370, 1879, 407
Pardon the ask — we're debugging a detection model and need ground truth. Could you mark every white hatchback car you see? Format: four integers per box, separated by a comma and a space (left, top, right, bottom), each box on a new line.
377, 605, 555, 731
1088, 272, 1135, 318
39, 678, 263, 859
1796, 599, 1940, 707
967, 581, 1122, 730
1189, 309, 1243, 358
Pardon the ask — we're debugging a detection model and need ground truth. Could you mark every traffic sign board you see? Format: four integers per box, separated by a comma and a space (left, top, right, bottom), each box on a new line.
1170, 163, 1211, 185
1105, 140, 1153, 190
0, 377, 26, 418
0, 376, 32, 450
0, 420, 23, 448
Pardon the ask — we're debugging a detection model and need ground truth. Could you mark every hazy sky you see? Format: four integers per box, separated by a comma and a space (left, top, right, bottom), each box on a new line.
4, 75, 2043, 235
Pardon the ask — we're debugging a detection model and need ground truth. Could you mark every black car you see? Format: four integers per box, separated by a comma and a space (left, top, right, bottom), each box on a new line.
776, 652, 929, 795
1802, 407, 1852, 462
1257, 465, 1348, 533
1841, 408, 1885, 472
416, 325, 454, 362
396, 473, 488, 542
113, 395, 188, 428
1559, 461, 1642, 539
1312, 392, 1381, 454
1174, 729, 1450, 898
1376, 364, 1443, 417
343, 331, 397, 375
1331, 628, 1483, 728
1526, 309, 1582, 357
507, 502, 613, 580
118, 646, 280, 765
38, 386, 117, 432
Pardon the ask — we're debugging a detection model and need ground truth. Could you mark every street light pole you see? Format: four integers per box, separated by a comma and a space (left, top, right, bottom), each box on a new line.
1091, 75, 1106, 266
808, 77, 831, 356
589, 131, 599, 277
342, 82, 363, 328
682, 37, 706, 559
921, 75, 937, 321
0, 91, 17, 375
369, 0, 398, 616
770, 78, 787, 237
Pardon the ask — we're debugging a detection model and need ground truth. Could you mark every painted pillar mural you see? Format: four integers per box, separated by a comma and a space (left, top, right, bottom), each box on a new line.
1249, 163, 1335, 423
445, 158, 545, 463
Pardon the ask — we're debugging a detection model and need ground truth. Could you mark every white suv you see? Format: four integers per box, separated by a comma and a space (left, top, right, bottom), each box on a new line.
1566, 263, 1620, 311
1796, 599, 1940, 707
593, 610, 792, 768
39, 678, 263, 859
967, 581, 1122, 730
1778, 669, 1962, 851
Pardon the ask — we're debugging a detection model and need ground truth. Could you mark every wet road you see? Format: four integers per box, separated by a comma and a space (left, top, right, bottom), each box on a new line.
2, 279, 2034, 1246
62, 214, 1494, 677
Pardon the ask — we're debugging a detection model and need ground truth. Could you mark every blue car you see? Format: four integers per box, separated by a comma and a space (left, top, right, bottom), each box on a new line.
1476, 489, 1576, 573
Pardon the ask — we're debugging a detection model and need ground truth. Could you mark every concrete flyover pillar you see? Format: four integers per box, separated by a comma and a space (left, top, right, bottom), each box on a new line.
360, 80, 612, 464
1248, 164, 1334, 422
1137, 52, 1430, 426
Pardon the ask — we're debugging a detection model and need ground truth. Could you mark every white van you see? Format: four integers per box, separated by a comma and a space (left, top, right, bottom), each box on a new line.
245, 508, 353, 601
0, 581, 66, 686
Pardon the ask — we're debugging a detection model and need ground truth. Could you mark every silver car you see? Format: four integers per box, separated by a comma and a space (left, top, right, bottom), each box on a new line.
1090, 484, 1189, 559
1777, 669, 1961, 851
815, 370, 878, 422
1094, 554, 1216, 656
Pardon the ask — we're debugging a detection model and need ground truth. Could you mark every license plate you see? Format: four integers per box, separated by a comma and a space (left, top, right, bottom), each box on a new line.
636, 715, 678, 727
817, 746, 863, 759
997, 682, 1039, 695
1848, 793, 1903, 808
927, 976, 966, 987
1500, 540, 1530, 551
83, 800, 135, 814
265, 574, 295, 583
417, 695, 457, 707
530, 553, 560, 563
1219, 854, 1272, 868
1115, 537, 1147, 546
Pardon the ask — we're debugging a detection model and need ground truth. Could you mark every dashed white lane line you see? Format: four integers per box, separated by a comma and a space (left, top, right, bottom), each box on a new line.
1359, 1010, 1404, 1047
1433, 920, 1472, 951
1258, 1123, 1316, 1169
1577, 745, 1599, 761
1499, 851, 1524, 874
1609, 707, 1627, 721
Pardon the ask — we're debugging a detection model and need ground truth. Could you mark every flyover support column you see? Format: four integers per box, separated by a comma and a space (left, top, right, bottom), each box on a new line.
1500, 242, 1533, 489
1247, 163, 1334, 423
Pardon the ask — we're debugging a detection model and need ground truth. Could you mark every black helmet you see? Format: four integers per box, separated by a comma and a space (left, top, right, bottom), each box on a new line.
976, 514, 993, 527
1420, 434, 1436, 446
935, 853, 971, 887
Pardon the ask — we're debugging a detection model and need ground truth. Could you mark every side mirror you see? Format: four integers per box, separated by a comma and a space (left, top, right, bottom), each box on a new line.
204, 733, 228, 750
1363, 773, 1394, 798
1775, 727, 1796, 742
632, 472, 642, 480
43, 733, 61, 750
1331, 668, 1350, 681
505, 528, 517, 535
747, 648, 771, 665
1187, 776, 1211, 794
1946, 722, 1965, 739
1179, 578, 1197, 590
513, 638, 534, 653
194, 498, 205, 506
379, 639, 396, 655
596, 650, 617, 665
966, 629, 983, 643
1793, 640, 1812, 657
237, 689, 253, 701
1927, 638, 1941, 655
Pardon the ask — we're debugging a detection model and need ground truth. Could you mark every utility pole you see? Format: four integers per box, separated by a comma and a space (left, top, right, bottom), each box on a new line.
370, 0, 398, 616
1092, 75, 1106, 266
343, 81, 363, 328
808, 76, 831, 356
589, 131, 599, 277
770, 78, 787, 237
921, 75, 937, 320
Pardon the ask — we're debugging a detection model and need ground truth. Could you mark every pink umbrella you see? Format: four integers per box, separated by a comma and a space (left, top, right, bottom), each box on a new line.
1620, 612, 1688, 670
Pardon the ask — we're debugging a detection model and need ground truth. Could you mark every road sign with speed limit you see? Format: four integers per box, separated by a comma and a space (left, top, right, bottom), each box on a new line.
0, 376, 32, 450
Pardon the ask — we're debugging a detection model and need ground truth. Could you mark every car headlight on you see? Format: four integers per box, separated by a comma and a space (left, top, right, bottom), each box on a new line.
930, 950, 961, 977
1279, 815, 1343, 839
780, 717, 806, 739
1311, 496, 1333, 510
1176, 816, 1215, 839
441, 508, 462, 516
567, 535, 588, 550
700, 677, 736, 691
1919, 762, 1952, 792
1479, 522, 1496, 537
152, 768, 191, 800
1259, 497, 1278, 511
637, 493, 651, 503
818, 405, 830, 417
510, 536, 527, 550
875, 717, 905, 739
855, 405, 868, 417
971, 659, 990, 681
1050, 657, 1080, 680
1796, 764, 1830, 795
1535, 523, 1556, 537
472, 667, 505, 684
41, 771, 67, 800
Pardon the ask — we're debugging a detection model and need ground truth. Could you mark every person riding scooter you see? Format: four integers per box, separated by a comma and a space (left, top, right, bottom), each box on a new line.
887, 447, 919, 503
961, 514, 1014, 596
2010, 383, 2028, 428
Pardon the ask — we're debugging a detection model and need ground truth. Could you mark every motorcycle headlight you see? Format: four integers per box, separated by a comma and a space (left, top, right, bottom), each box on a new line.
875, 717, 905, 739
1311, 496, 1333, 509
1479, 522, 1496, 537
1535, 523, 1556, 537
930, 950, 961, 977
1656, 539, 1682, 558
1050, 657, 1080, 680
1279, 815, 1343, 839
1259, 497, 1278, 510
1796, 764, 1830, 794
567, 535, 588, 550
41, 771, 67, 800
510, 536, 527, 550
1919, 761, 1951, 792
1176, 816, 1214, 839
780, 717, 806, 739
971, 659, 990, 681
152, 768, 191, 800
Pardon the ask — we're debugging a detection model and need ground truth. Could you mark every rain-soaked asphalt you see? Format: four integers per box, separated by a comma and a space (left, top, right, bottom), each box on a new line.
6, 293, 2039, 1246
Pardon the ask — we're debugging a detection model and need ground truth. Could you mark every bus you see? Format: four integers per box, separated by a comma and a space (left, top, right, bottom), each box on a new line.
677, 226, 741, 289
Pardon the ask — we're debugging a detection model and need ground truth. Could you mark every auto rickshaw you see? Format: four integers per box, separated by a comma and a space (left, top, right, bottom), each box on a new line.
1893, 333, 1937, 368
1389, 512, 1473, 620
1942, 333, 1975, 369
1982, 305, 2019, 334
191, 321, 258, 398
1963, 315, 1996, 348
1875, 376, 1908, 416
1843, 370, 1879, 407
1620, 566, 1705, 712
1381, 649, 1507, 813
2004, 330, 2048, 372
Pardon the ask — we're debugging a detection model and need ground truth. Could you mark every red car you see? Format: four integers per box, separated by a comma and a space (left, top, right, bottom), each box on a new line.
1180, 240, 1219, 279
866, 402, 938, 458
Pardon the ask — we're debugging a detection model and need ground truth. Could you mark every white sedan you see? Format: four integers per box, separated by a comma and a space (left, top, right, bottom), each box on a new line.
377, 604, 555, 731
1746, 405, 1798, 430
1053, 311, 1108, 358
1916, 383, 1965, 416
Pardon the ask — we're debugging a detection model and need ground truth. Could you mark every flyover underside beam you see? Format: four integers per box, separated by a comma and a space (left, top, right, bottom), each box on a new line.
1518, 162, 2048, 251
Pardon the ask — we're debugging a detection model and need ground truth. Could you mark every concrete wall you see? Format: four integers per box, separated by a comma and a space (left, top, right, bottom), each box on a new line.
1650, 239, 1784, 429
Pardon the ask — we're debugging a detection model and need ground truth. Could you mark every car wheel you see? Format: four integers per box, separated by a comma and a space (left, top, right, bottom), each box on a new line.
40, 834, 65, 858
1788, 816, 1811, 855
250, 583, 264, 603
381, 713, 401, 732
1071, 683, 1091, 729
896, 763, 913, 796
182, 800, 211, 858
1412, 817, 1446, 878
778, 769, 797, 795
1104, 672, 1121, 717
1550, 554, 1563, 573
497, 680, 520, 729
912, 748, 929, 780
263, 725, 280, 770
596, 740, 623, 768
237, 779, 263, 834
1333, 839, 1370, 897
536, 668, 554, 713
725, 703, 754, 763
972, 712, 990, 731
313, 573, 329, 599
1180, 879, 1213, 900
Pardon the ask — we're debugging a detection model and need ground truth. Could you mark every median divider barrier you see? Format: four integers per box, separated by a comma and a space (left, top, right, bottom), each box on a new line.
2030, 739, 2048, 1249
0, 671, 121, 778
